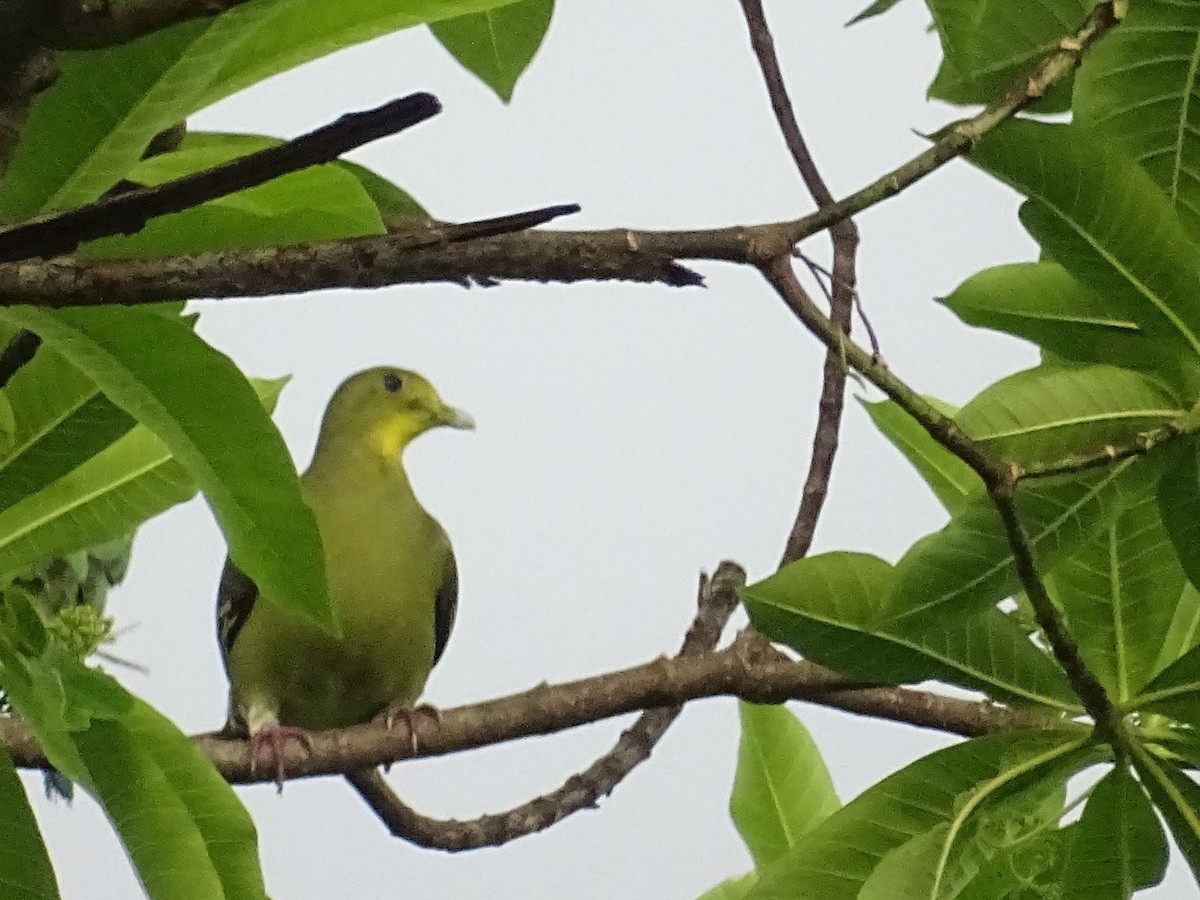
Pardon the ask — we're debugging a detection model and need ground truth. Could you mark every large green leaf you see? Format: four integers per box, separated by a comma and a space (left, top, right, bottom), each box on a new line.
0, 307, 334, 633
122, 701, 266, 900
0, 425, 195, 584
1060, 766, 1168, 899
80, 133, 385, 259
956, 363, 1182, 466
74, 718, 248, 900
1049, 491, 1186, 703
0, 746, 60, 900
746, 731, 1087, 900
731, 702, 840, 869
1138, 636, 1200, 726
957, 824, 1074, 900
0, 0, 524, 221
1130, 745, 1200, 884
1075, 0, 1200, 243
0, 377, 284, 586
861, 398, 980, 514
858, 763, 1069, 900
925, 0, 1090, 111
743, 552, 1080, 709
1158, 437, 1200, 609
431, 0, 554, 102
1154, 582, 1200, 677
883, 458, 1142, 628
695, 874, 757, 900
969, 120, 1200, 362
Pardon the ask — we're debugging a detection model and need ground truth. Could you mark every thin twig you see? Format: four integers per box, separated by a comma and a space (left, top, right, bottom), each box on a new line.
0, 93, 443, 263
763, 246, 1121, 739
738, 0, 861, 566
50, 0, 257, 50
346, 562, 746, 849
1020, 419, 1191, 479
761, 255, 1001, 479
988, 480, 1121, 739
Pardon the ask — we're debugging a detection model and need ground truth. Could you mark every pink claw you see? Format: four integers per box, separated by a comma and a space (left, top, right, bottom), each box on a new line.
249, 725, 313, 792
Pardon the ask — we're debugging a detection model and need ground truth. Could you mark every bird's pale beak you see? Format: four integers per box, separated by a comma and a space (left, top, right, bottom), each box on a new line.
439, 405, 476, 430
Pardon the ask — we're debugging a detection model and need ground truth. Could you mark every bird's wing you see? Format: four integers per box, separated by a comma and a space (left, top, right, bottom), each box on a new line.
432, 549, 458, 667
216, 557, 258, 672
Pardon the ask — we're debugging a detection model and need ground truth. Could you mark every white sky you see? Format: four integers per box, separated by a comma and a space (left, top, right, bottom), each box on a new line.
21, 1, 1192, 897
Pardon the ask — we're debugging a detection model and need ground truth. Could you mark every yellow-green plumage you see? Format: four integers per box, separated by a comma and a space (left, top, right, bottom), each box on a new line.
217, 367, 472, 758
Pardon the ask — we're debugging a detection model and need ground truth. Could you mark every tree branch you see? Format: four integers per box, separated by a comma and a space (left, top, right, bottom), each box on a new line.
0, 3, 1123, 308
988, 479, 1120, 738
2, 632, 1060, 785
346, 562, 746, 850
0, 94, 443, 263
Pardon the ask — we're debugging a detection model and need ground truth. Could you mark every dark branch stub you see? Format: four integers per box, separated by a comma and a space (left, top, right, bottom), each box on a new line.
0, 93, 443, 264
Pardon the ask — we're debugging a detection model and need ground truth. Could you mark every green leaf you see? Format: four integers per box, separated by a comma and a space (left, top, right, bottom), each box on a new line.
884, 458, 1142, 628
746, 731, 1087, 900
925, 0, 1090, 111
0, 307, 334, 633
1074, 0, 1200, 243
957, 824, 1074, 900
1129, 745, 1200, 884
743, 552, 1079, 709
969, 120, 1200, 362
1138, 637, 1200, 726
1060, 766, 1168, 899
956, 363, 1182, 466
123, 700, 266, 900
731, 702, 840, 868
1049, 491, 1186, 703
0, 8, 282, 220
194, 0, 536, 111
79, 133, 384, 259
861, 398, 980, 513
0, 393, 137, 513
1154, 582, 1200, 677
1158, 438, 1200, 609
0, 377, 285, 588
334, 160, 428, 228
0, 0, 523, 220
0, 746, 60, 900
695, 873, 757, 900
74, 720, 233, 900
847, 0, 907, 26
857, 744, 1077, 900
431, 0, 554, 102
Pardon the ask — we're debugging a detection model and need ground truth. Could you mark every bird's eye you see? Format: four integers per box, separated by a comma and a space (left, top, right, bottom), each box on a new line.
382, 373, 403, 393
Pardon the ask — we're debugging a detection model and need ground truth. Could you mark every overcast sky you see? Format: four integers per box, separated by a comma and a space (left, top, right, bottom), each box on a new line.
22, 1, 1190, 897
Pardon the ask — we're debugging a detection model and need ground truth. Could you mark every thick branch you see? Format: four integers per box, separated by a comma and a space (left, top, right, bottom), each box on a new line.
3, 639, 1058, 783
0, 4, 1123, 308
347, 562, 745, 850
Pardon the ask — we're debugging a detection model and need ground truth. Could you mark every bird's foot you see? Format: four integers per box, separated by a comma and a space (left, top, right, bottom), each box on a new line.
374, 702, 441, 756
248, 725, 313, 793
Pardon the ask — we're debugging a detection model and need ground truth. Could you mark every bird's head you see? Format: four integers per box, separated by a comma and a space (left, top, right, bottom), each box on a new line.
318, 367, 474, 459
